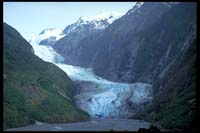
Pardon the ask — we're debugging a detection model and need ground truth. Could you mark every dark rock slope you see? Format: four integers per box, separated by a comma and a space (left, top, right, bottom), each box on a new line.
90, 2, 196, 84
3, 23, 90, 130
134, 37, 196, 131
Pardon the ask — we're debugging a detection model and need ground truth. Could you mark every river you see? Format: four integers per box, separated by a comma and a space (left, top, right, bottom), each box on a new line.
6, 118, 151, 131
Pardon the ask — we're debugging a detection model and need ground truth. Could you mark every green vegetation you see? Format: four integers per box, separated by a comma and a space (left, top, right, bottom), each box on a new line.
152, 84, 196, 130
3, 23, 90, 130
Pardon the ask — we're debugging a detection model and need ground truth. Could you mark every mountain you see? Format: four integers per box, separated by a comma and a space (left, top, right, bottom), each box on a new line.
52, 2, 177, 72
64, 11, 124, 34
29, 12, 124, 65
52, 12, 124, 65
3, 23, 90, 130
51, 2, 196, 130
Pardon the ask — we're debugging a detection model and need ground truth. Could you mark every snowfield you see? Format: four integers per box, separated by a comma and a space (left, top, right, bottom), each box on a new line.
80, 11, 125, 24
29, 35, 152, 118
30, 28, 66, 45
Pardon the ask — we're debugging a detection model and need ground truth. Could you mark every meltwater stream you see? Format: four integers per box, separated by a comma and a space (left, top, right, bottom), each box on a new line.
30, 42, 152, 118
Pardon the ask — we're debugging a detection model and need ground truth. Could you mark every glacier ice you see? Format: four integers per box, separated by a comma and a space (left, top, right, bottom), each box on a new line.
29, 35, 152, 118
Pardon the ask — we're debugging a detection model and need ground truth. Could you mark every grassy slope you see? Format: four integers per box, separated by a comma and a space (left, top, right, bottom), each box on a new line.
3, 23, 90, 129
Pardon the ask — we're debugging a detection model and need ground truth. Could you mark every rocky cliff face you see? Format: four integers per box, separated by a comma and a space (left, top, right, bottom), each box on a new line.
89, 2, 195, 84
134, 37, 196, 130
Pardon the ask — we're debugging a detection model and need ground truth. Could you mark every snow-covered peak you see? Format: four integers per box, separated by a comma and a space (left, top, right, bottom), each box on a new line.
126, 2, 144, 15
134, 2, 144, 8
79, 11, 124, 24
64, 11, 124, 34
30, 28, 66, 45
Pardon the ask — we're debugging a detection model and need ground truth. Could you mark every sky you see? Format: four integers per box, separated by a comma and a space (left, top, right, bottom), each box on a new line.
3, 2, 136, 41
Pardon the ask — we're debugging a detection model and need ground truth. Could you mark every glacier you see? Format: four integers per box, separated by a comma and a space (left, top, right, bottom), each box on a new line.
29, 39, 152, 118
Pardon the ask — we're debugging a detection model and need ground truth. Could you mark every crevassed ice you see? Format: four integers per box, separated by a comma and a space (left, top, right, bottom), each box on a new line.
75, 81, 152, 117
